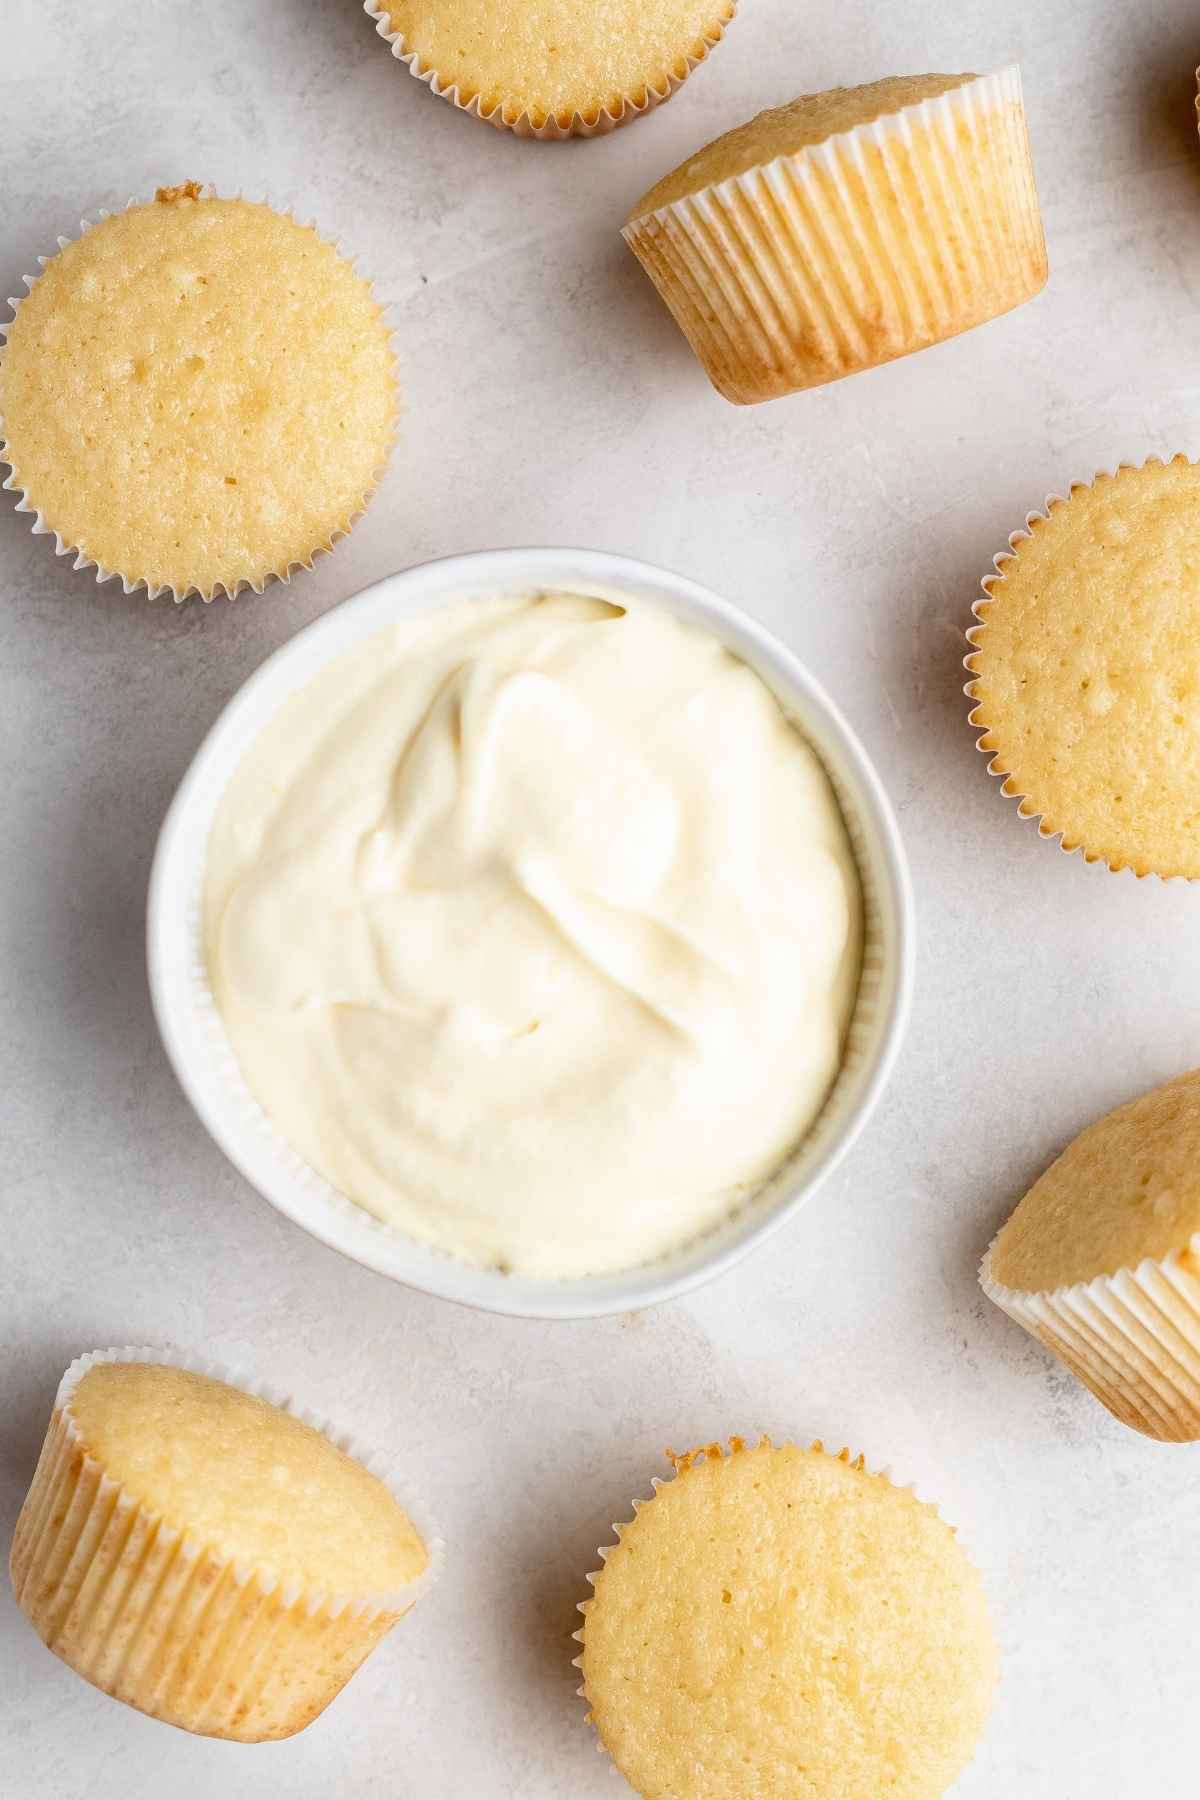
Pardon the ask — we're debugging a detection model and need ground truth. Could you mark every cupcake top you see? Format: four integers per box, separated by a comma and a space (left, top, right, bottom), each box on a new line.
0, 184, 395, 599
69, 1362, 427, 1599
630, 72, 973, 218
966, 457, 1200, 878
580, 1438, 997, 1799
988, 1068, 1200, 1294
375, 0, 734, 130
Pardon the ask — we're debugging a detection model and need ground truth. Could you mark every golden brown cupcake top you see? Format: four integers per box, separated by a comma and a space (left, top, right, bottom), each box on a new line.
580, 1438, 997, 1799
0, 186, 395, 598
70, 1363, 426, 1598
988, 1068, 1200, 1294
966, 457, 1200, 878
629, 72, 973, 218
377, 0, 734, 130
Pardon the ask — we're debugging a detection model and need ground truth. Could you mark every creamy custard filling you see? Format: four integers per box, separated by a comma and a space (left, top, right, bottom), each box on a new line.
203, 594, 861, 1278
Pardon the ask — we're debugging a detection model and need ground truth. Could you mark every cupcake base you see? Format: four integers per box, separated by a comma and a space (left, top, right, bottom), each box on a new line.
981, 1244, 1200, 1442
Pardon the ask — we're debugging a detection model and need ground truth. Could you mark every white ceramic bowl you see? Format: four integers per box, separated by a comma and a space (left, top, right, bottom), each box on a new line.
148, 550, 914, 1319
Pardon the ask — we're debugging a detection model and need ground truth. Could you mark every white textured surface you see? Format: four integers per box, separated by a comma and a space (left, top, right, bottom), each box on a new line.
1, 1, 1198, 1795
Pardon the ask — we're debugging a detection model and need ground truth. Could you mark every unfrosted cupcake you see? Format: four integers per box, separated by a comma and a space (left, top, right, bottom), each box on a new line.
966, 456, 1200, 878
0, 183, 396, 600
624, 68, 1047, 403
365, 0, 735, 138
983, 1069, 1200, 1442
576, 1437, 997, 1798
9, 1350, 435, 1739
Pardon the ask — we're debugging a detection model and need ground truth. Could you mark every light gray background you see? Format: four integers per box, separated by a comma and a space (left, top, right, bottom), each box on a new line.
3, 2, 1199, 1795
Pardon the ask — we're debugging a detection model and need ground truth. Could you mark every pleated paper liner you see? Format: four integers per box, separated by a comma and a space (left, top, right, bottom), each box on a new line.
981, 1242, 1200, 1442
964, 455, 1200, 879
9, 1347, 442, 1740
623, 65, 1047, 405
573, 1436, 996, 1785
0, 188, 397, 603
362, 0, 735, 140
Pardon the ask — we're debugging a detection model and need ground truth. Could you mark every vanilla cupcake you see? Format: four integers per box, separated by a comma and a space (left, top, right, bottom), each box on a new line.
0, 184, 396, 600
624, 67, 1047, 404
577, 1437, 997, 1798
9, 1350, 435, 1739
966, 456, 1200, 878
983, 1069, 1200, 1442
365, 0, 735, 138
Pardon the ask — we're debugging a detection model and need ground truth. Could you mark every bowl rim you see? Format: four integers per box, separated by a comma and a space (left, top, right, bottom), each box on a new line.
147, 548, 914, 1319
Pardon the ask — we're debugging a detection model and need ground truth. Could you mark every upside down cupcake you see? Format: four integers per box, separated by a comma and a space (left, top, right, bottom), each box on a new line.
365, 0, 735, 137
577, 1437, 997, 1797
624, 68, 1048, 403
966, 455, 1200, 878
0, 183, 396, 600
9, 1350, 435, 1739
983, 1067, 1200, 1442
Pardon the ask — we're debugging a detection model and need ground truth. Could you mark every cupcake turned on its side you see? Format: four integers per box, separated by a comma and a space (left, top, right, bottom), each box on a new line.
983, 1069, 1200, 1442
624, 68, 1047, 404
9, 1352, 433, 1740
366, 0, 735, 137
0, 183, 396, 600
577, 1437, 997, 1799
966, 456, 1200, 879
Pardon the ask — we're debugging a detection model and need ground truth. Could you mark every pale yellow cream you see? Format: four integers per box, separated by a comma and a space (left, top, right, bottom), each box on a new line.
204, 595, 860, 1278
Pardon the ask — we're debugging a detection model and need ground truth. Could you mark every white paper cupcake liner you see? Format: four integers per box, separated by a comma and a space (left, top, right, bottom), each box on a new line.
0, 188, 397, 604
363, 0, 735, 140
10, 1346, 442, 1740
963, 453, 1198, 877
623, 66, 1047, 404
572, 1436, 994, 1765
981, 1242, 1200, 1442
